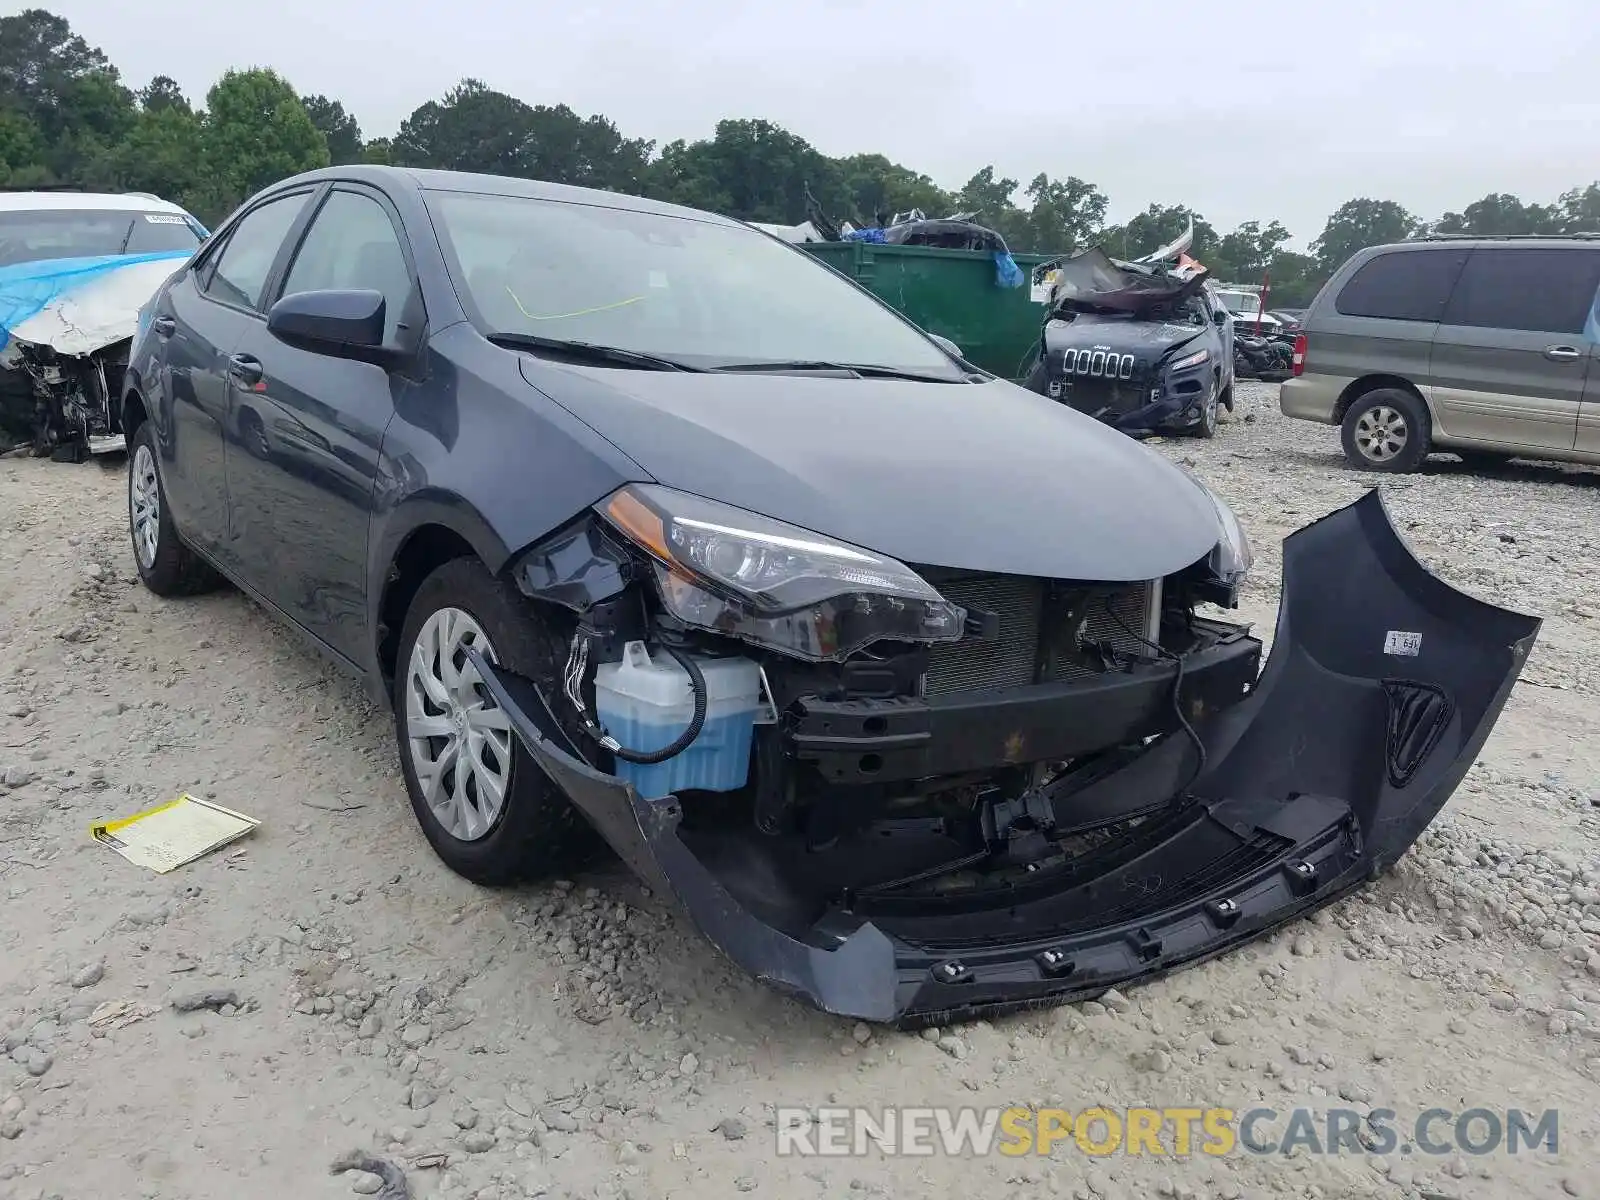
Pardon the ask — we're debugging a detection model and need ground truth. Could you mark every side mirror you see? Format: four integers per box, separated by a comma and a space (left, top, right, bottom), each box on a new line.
1213, 309, 1228, 326
268, 289, 387, 359
929, 333, 964, 359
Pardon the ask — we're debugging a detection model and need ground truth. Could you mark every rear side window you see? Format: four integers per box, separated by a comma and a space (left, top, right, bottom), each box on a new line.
1441, 247, 1600, 336
204, 193, 310, 312
1334, 248, 1468, 322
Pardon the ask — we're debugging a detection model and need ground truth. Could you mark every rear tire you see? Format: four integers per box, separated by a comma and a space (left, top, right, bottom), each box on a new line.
1340, 387, 1431, 473
127, 421, 224, 597
394, 557, 596, 886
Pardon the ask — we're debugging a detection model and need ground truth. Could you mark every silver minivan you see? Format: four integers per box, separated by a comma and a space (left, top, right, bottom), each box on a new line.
1279, 235, 1600, 471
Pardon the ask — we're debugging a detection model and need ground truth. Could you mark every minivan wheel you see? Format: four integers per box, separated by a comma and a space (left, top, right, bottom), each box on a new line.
1341, 388, 1431, 473
127, 421, 223, 596
394, 557, 595, 886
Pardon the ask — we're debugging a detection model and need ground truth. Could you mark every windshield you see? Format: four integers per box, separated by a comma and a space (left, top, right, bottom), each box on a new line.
0, 208, 204, 269
1214, 291, 1262, 316
426, 190, 962, 375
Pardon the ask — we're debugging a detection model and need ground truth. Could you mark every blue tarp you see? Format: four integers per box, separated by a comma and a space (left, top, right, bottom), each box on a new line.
993, 251, 1024, 289
0, 250, 193, 351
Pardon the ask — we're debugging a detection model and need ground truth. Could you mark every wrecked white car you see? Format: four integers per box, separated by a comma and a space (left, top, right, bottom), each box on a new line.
0, 191, 206, 460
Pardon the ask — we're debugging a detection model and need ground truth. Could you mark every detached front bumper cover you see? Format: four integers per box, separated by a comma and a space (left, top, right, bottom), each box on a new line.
471, 489, 1538, 1024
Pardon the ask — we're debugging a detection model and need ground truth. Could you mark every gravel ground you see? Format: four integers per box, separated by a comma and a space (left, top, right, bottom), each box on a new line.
1, 380, 1597, 1199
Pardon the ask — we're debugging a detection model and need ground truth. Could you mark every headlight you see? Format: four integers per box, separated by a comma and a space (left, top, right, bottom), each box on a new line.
1169, 347, 1210, 372
1198, 483, 1252, 586
596, 484, 966, 661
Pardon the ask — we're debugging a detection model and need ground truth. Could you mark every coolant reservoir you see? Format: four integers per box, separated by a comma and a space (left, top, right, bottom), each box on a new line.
593, 641, 761, 800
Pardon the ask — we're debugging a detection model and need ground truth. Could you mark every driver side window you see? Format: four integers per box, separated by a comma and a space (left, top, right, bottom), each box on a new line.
280, 189, 415, 344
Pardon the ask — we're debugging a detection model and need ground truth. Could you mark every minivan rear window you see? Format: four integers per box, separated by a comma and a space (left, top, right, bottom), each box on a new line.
1334, 248, 1468, 323
1440, 247, 1600, 336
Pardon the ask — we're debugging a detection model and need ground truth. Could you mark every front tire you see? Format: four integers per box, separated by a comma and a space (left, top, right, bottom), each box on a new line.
1192, 382, 1220, 439
1340, 387, 1431, 473
394, 557, 595, 886
127, 421, 223, 596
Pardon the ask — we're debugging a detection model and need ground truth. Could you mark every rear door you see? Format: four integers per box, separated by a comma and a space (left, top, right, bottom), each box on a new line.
157, 190, 315, 557
1318, 245, 1468, 395
224, 184, 418, 663
1429, 246, 1600, 452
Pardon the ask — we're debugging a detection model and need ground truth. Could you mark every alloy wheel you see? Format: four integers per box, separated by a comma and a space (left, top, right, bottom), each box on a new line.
1354, 405, 1408, 463
130, 443, 160, 569
405, 607, 515, 842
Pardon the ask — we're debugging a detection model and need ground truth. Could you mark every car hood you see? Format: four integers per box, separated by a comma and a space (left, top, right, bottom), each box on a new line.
1046, 315, 1209, 358
0, 252, 191, 356
521, 360, 1225, 582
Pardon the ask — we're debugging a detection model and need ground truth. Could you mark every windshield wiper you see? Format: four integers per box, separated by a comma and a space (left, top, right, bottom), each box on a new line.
488, 332, 703, 373
709, 360, 965, 383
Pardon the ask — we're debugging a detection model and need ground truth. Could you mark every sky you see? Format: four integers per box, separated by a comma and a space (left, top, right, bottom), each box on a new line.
47, 0, 1600, 247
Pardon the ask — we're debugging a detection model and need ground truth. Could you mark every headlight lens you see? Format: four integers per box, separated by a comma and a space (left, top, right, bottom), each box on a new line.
597, 484, 966, 661
1199, 484, 1252, 585
1169, 347, 1210, 372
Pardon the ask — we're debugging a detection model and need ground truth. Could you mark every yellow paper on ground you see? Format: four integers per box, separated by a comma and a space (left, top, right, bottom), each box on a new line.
91, 794, 260, 873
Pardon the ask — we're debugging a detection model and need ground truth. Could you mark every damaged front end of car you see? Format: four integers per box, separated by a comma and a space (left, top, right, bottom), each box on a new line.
467, 487, 1536, 1024
1026, 230, 1225, 438
0, 252, 190, 459
0, 336, 131, 460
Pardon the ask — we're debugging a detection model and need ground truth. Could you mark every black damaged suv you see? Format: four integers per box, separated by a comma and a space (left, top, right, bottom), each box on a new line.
1025, 248, 1234, 438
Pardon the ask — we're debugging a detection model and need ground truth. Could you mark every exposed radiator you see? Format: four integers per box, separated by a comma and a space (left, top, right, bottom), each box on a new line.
920, 570, 1159, 698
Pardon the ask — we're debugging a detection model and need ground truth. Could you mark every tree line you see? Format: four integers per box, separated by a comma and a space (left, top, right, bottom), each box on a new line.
4, 9, 1598, 307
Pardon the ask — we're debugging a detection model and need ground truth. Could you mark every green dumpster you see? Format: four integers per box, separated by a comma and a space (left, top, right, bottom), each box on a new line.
802, 240, 1058, 380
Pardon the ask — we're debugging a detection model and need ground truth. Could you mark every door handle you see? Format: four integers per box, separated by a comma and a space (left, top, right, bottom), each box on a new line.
227, 353, 264, 387
151, 315, 175, 338
1544, 345, 1582, 361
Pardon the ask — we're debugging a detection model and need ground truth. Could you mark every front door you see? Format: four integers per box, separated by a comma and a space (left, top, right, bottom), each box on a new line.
224, 185, 417, 665
1428, 246, 1600, 453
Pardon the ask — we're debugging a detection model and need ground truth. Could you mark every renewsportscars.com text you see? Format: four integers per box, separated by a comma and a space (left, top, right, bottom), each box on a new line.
773, 1105, 1559, 1159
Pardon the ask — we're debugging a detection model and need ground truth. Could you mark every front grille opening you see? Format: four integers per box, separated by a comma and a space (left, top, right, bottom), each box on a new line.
918, 570, 1158, 698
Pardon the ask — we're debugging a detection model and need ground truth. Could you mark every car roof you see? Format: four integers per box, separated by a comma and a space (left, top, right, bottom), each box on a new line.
1367, 234, 1600, 253
0, 191, 190, 215
271, 164, 744, 228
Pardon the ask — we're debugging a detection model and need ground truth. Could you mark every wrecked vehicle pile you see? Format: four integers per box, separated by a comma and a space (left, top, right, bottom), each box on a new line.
123, 166, 1538, 1025
0, 191, 204, 459
1023, 226, 1235, 438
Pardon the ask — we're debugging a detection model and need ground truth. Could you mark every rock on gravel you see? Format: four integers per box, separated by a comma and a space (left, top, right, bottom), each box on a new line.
170, 988, 239, 1013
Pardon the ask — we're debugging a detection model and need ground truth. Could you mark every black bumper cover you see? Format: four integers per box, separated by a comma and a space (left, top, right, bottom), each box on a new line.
470, 490, 1538, 1024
